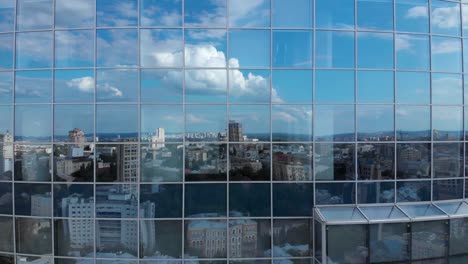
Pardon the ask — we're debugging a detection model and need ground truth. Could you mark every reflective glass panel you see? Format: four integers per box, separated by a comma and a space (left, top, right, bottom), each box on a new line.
184, 0, 226, 27
327, 225, 367, 264
15, 218, 52, 255
369, 223, 410, 263
229, 69, 270, 103
357, 71, 394, 103
185, 29, 227, 68
0, 217, 13, 253
229, 0, 270, 27
396, 34, 430, 70
229, 105, 270, 141
96, 105, 138, 142
96, 69, 138, 102
315, 182, 355, 205
54, 144, 94, 182
95, 144, 139, 183
315, 143, 355, 181
433, 143, 463, 178
272, 144, 313, 181
139, 220, 182, 259
140, 143, 183, 182
315, 0, 354, 29
432, 106, 463, 141
396, 105, 431, 141
272, 0, 313, 28
15, 70, 52, 103
55, 219, 94, 257
97, 29, 138, 67
432, 73, 462, 105
0, 106, 12, 136
272, 30, 313, 68
55, 0, 95, 28
315, 70, 354, 103
17, 0, 53, 30
229, 219, 271, 258
55, 30, 94, 68
396, 72, 430, 104
53, 184, 94, 216
229, 183, 270, 217
140, 0, 182, 27
186, 69, 227, 102
15, 183, 51, 216
184, 184, 226, 217
450, 218, 468, 255
185, 105, 226, 142
16, 31, 53, 69
15, 105, 51, 142
357, 143, 395, 180
229, 30, 270, 68
141, 29, 183, 68
185, 143, 227, 181
272, 70, 312, 103
0, 72, 13, 103
314, 105, 355, 141
96, 0, 138, 27
272, 219, 311, 256
357, 0, 393, 30
433, 179, 463, 200
0, 1, 15, 32
14, 144, 52, 182
273, 183, 313, 216
395, 0, 429, 33
315, 31, 354, 69
431, 0, 460, 36
54, 70, 94, 103
54, 105, 94, 142
0, 183, 12, 214
140, 69, 183, 103
140, 184, 182, 218
141, 105, 183, 141
357, 105, 394, 141
184, 219, 227, 258
411, 221, 447, 260
431, 36, 462, 73
272, 105, 312, 142
396, 181, 431, 202
357, 32, 394, 69
0, 34, 13, 69
397, 143, 431, 179
229, 143, 270, 181
358, 182, 395, 203
95, 184, 138, 218
95, 220, 138, 258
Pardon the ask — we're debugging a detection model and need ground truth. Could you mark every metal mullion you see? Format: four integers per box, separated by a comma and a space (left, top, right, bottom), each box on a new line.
269, 0, 274, 263
11, 0, 17, 261
226, 0, 231, 261
93, 0, 97, 263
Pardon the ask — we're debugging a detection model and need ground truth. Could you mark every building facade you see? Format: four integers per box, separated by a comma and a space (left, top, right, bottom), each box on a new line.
1, 0, 468, 263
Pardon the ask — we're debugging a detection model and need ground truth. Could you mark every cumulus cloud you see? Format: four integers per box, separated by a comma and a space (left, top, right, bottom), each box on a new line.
140, 0, 182, 26
67, 76, 94, 93
431, 6, 460, 29
97, 83, 123, 97
405, 6, 428, 19
55, 0, 94, 27
431, 39, 461, 55
229, 0, 269, 27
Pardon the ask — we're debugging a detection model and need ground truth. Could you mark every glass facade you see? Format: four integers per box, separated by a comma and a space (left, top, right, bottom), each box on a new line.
1, 0, 468, 263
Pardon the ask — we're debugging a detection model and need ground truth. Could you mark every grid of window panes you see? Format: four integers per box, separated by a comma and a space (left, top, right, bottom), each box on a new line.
0, 0, 467, 263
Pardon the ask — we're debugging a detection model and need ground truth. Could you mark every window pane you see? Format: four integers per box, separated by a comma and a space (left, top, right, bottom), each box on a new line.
0, 217, 13, 252
396, 181, 430, 202
357, 143, 395, 180
54, 105, 94, 142
315, 143, 355, 181
450, 218, 468, 255
55, 219, 94, 257
358, 182, 395, 203
15, 105, 52, 142
15, 218, 52, 255
141, 69, 182, 103
0, 184, 12, 214
273, 30, 313, 68
229, 0, 270, 27
397, 143, 431, 179
141, 105, 183, 141
357, 32, 394, 69
95, 144, 138, 183
229, 143, 270, 181
315, 70, 354, 103
141, 29, 183, 68
96, 105, 138, 142
315, 31, 354, 69
314, 105, 355, 141
55, 30, 94, 68
315, 182, 355, 205
229, 30, 270, 68
16, 32, 53, 69
184, 219, 227, 258
432, 106, 463, 141
53, 184, 94, 217
272, 70, 312, 103
185, 143, 227, 181
396, 34, 429, 70
229, 219, 271, 258
97, 29, 138, 67
273, 219, 311, 256
272, 0, 313, 28
184, 184, 226, 217
273, 183, 313, 216
15, 183, 51, 215
139, 220, 182, 259
140, 184, 182, 218
186, 69, 227, 103
17, 0, 53, 30
96, 69, 138, 102
95, 220, 137, 258
0, 34, 13, 69
141, 143, 183, 182
411, 221, 448, 260
327, 225, 367, 264
357, 71, 394, 103
54, 69, 95, 103
369, 223, 410, 263
140, 0, 182, 27
0, 106, 12, 137
395, 0, 429, 33
315, 0, 354, 29
0, 1, 15, 32
432, 73, 462, 105
229, 105, 270, 141
434, 143, 463, 178
185, 105, 226, 142
55, 0, 95, 28
357, 105, 394, 141
396, 105, 431, 141
272, 105, 312, 142
433, 179, 463, 200
96, 0, 137, 27
431, 36, 462, 73
357, 0, 393, 30
396, 72, 430, 104
272, 144, 313, 181
184, 0, 226, 27
15, 70, 52, 103
0, 72, 13, 103
95, 184, 138, 218
229, 183, 270, 217
431, 0, 460, 36
229, 69, 270, 103
185, 29, 227, 68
